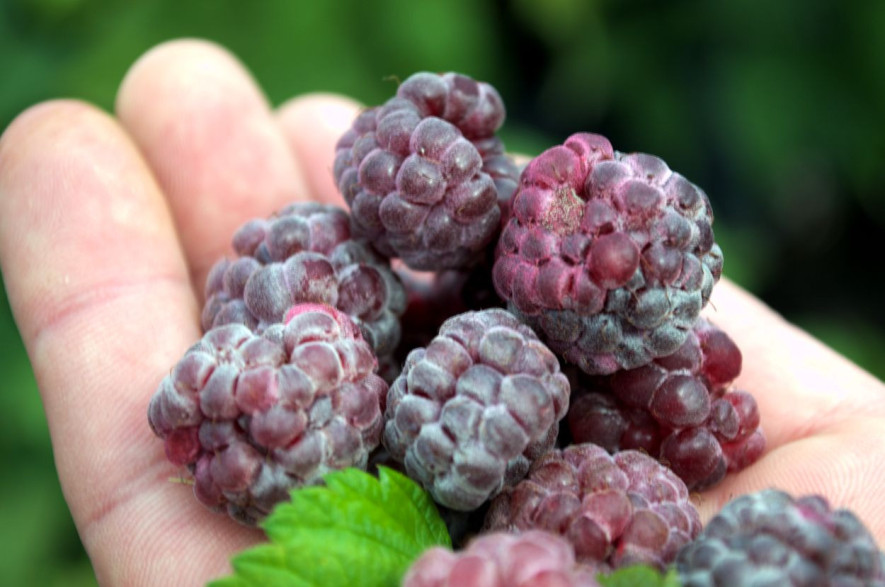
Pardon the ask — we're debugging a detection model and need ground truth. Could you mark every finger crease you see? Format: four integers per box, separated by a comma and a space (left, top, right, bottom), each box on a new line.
29, 272, 197, 348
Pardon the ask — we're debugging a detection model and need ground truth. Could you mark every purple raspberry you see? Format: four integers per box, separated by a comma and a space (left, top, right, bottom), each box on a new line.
676, 489, 885, 586
484, 443, 702, 572
333, 72, 519, 271
201, 202, 406, 361
566, 318, 765, 490
493, 133, 723, 375
148, 303, 387, 525
403, 530, 601, 587
382, 308, 570, 511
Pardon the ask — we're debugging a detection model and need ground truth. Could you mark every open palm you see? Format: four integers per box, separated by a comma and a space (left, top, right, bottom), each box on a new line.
1, 40, 882, 586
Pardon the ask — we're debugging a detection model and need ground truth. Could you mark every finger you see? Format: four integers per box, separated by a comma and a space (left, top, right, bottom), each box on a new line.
702, 279, 885, 449
700, 280, 885, 546
276, 93, 362, 208
116, 39, 311, 296
696, 417, 885, 547
0, 100, 260, 586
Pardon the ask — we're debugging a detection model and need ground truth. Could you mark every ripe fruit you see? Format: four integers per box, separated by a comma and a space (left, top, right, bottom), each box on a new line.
403, 530, 601, 587
484, 443, 702, 571
493, 133, 723, 375
382, 308, 570, 511
566, 318, 764, 490
202, 202, 406, 361
148, 304, 387, 525
676, 489, 885, 586
333, 72, 519, 270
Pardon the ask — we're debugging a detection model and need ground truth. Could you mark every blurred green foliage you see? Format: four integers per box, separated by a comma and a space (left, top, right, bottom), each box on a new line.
0, 276, 98, 587
1, 0, 883, 583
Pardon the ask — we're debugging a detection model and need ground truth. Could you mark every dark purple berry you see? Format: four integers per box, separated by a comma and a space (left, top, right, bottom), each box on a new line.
334, 72, 519, 271
676, 489, 885, 586
566, 318, 764, 490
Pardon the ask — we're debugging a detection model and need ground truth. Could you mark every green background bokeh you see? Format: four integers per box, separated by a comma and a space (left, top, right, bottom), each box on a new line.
1, 0, 883, 584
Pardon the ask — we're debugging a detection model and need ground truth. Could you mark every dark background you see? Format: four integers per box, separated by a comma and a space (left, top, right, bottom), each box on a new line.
1, 0, 883, 583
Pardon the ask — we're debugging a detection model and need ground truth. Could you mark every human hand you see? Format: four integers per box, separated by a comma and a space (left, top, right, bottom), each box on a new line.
1, 40, 882, 586
0, 39, 362, 585
695, 281, 885, 538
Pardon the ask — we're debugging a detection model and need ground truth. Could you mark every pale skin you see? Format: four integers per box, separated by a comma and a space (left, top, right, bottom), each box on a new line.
0, 40, 883, 586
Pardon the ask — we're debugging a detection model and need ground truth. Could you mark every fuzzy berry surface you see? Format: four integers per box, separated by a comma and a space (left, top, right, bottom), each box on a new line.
382, 308, 570, 512
676, 489, 885, 586
403, 530, 601, 587
566, 318, 765, 490
493, 132, 723, 375
201, 202, 406, 361
333, 71, 519, 271
148, 304, 387, 525
484, 443, 702, 572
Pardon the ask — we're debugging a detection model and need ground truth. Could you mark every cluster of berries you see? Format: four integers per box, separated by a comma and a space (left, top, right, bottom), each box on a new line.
147, 71, 884, 584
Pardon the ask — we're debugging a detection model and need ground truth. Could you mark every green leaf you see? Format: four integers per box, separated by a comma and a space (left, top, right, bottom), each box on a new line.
597, 565, 682, 587
210, 467, 450, 587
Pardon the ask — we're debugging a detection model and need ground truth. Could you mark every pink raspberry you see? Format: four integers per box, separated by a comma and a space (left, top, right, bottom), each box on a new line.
484, 443, 702, 572
403, 530, 601, 587
148, 304, 387, 525
493, 133, 723, 375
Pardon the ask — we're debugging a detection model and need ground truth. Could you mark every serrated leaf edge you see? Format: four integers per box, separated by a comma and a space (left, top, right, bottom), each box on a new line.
213, 467, 451, 587
267, 467, 448, 557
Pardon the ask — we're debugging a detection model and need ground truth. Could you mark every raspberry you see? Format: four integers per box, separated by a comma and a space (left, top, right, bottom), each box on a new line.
676, 489, 885, 586
333, 72, 519, 270
201, 202, 406, 361
382, 308, 570, 511
566, 318, 765, 490
148, 304, 387, 525
403, 530, 601, 587
484, 443, 702, 572
493, 133, 723, 375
